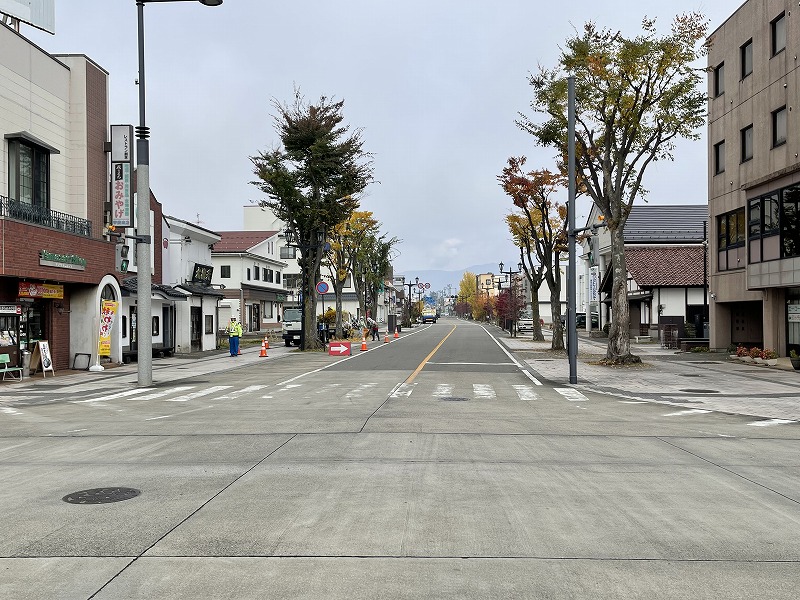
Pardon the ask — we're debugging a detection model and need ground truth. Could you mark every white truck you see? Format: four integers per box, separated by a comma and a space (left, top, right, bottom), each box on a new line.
281, 308, 302, 346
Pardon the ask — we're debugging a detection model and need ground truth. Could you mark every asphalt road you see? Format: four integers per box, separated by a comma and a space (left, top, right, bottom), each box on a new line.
1, 318, 798, 599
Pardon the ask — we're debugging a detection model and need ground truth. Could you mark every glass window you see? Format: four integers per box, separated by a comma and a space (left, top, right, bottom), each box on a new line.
741, 125, 753, 162
253, 266, 260, 281
7, 139, 50, 210
714, 140, 725, 174
220, 265, 231, 278
773, 106, 787, 147
205, 315, 214, 334
764, 193, 780, 234
749, 199, 761, 238
772, 12, 786, 56
280, 246, 297, 259
783, 185, 800, 258
265, 269, 274, 283
276, 271, 281, 284
152, 316, 159, 336
741, 39, 753, 79
246, 268, 251, 281
713, 62, 725, 97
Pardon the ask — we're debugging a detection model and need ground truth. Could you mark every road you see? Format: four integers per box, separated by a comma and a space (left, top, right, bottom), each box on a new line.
1, 318, 799, 599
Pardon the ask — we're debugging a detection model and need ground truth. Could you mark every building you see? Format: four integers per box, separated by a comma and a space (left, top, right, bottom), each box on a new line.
708, 0, 800, 355
1, 23, 122, 370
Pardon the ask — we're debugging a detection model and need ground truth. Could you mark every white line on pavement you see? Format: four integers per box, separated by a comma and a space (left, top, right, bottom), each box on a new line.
165, 386, 231, 402
662, 409, 712, 417
556, 388, 588, 402
748, 418, 796, 427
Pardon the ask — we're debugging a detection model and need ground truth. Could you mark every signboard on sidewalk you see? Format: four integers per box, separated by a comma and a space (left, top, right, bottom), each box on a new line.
328, 342, 351, 356
29, 340, 54, 377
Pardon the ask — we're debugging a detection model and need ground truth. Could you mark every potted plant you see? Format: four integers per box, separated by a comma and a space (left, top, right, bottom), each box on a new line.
790, 349, 800, 371
736, 345, 751, 361
749, 347, 763, 363
761, 348, 778, 366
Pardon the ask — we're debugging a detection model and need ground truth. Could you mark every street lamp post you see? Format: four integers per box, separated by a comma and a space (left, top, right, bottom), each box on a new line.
134, 0, 222, 386
499, 261, 522, 338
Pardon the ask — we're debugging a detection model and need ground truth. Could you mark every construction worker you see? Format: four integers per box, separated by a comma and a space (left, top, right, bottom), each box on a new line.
226, 317, 243, 357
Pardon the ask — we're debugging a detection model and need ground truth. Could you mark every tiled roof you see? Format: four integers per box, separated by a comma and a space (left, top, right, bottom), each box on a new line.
120, 277, 190, 299
213, 231, 278, 252
625, 246, 706, 286
624, 205, 708, 243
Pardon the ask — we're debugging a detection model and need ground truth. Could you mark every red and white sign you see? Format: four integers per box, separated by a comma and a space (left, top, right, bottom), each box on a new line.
316, 281, 329, 294
328, 342, 351, 356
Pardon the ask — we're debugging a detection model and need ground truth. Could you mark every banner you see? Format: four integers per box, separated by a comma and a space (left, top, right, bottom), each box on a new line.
18, 282, 64, 299
589, 266, 599, 303
98, 300, 119, 356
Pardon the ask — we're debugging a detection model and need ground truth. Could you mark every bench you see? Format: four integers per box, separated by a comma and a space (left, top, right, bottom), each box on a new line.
633, 335, 651, 343
0, 353, 23, 381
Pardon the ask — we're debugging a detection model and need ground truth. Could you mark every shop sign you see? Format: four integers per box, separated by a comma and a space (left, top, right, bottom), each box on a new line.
110, 125, 134, 228
18, 282, 64, 299
0, 304, 21, 315
589, 266, 599, 303
789, 305, 800, 323
39, 250, 86, 271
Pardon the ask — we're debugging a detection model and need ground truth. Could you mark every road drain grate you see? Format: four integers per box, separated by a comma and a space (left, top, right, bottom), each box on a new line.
63, 487, 141, 504
439, 397, 468, 402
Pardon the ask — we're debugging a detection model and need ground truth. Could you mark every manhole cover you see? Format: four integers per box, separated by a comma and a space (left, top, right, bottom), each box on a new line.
439, 397, 468, 402
62, 487, 141, 504
678, 389, 719, 394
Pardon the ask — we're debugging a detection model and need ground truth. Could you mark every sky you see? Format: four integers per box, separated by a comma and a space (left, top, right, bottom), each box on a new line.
19, 0, 737, 274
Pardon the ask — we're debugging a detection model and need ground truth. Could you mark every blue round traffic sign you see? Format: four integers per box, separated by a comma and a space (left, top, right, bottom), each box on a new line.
316, 281, 329, 294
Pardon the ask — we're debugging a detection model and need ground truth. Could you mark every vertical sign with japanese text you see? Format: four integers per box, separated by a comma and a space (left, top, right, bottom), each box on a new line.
98, 300, 119, 356
110, 125, 133, 227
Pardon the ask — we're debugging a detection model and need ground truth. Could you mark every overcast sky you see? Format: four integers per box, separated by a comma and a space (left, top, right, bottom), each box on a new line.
21, 0, 735, 273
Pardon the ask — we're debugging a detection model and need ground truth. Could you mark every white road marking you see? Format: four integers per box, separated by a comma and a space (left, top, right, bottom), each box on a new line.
473, 384, 496, 399
125, 386, 195, 402
427, 362, 515, 366
662, 409, 712, 417
433, 384, 453, 397
0, 406, 22, 415
71, 388, 155, 403
512, 385, 538, 402
390, 383, 416, 398
619, 400, 648, 404
217, 385, 267, 399
520, 370, 542, 385
748, 418, 795, 427
165, 385, 231, 402
555, 388, 588, 402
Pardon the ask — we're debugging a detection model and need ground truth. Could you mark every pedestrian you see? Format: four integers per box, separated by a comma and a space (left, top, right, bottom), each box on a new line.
226, 317, 243, 357
371, 320, 379, 341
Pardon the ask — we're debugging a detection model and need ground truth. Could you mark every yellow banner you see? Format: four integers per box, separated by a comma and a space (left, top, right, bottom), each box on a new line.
18, 282, 64, 299
98, 300, 119, 356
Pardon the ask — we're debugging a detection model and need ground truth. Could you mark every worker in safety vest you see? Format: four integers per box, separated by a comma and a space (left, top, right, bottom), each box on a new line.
226, 317, 243, 356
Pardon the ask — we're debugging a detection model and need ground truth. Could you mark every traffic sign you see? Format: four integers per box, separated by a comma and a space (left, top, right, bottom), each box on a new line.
424, 282, 430, 289
417, 282, 425, 290
328, 342, 351, 356
316, 281, 329, 294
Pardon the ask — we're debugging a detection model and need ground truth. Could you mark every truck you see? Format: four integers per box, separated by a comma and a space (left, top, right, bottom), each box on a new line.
281, 308, 302, 346
421, 306, 437, 324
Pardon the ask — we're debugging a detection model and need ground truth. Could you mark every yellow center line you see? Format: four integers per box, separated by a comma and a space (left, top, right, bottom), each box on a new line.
405, 324, 457, 384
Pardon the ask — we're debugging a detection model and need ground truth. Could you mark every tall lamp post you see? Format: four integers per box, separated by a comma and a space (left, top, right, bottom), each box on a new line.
499, 261, 522, 337
400, 277, 418, 327
135, 0, 222, 386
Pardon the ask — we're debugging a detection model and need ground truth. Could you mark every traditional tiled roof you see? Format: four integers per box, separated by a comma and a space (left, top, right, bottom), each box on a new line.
624, 205, 708, 243
120, 277, 190, 299
213, 231, 278, 252
176, 282, 225, 297
625, 246, 706, 286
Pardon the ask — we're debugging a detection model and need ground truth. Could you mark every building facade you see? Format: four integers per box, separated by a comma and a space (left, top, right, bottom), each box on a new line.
708, 0, 800, 355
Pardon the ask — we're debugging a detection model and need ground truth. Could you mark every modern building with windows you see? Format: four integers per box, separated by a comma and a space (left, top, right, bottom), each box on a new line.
708, 0, 800, 355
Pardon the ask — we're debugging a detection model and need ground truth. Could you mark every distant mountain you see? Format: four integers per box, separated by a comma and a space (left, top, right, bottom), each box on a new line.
396, 264, 497, 295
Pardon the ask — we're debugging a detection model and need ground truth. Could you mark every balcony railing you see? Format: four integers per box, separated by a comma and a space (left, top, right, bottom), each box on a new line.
0, 195, 92, 237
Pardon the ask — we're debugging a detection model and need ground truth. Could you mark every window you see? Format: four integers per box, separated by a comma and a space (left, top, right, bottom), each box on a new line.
152, 316, 160, 336
122, 315, 128, 339
220, 265, 231, 278
7, 139, 50, 210
718, 208, 746, 250
283, 273, 301, 290
749, 194, 780, 262
264, 302, 274, 318
713, 62, 725, 97
246, 268, 251, 281
205, 315, 214, 334
276, 271, 281, 284
741, 39, 753, 79
772, 106, 787, 147
280, 246, 297, 259
741, 125, 753, 162
713, 140, 725, 174
253, 266, 260, 281
772, 12, 786, 56
265, 268, 274, 283
782, 184, 800, 258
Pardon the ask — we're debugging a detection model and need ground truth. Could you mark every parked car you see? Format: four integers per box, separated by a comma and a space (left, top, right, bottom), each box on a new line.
561, 312, 600, 329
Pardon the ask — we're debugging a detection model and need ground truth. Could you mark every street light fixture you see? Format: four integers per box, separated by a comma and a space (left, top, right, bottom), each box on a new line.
499, 261, 522, 337
134, 0, 222, 386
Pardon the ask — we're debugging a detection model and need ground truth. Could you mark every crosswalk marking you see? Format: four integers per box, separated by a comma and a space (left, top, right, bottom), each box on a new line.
473, 384, 496, 399
555, 388, 588, 402
390, 383, 416, 398
71, 388, 154, 403
165, 385, 232, 402
512, 385, 538, 402
662, 409, 712, 417
748, 418, 795, 427
433, 384, 453, 397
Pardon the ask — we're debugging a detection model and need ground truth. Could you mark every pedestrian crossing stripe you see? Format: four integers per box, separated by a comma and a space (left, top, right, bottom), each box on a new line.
748, 418, 795, 427
555, 388, 588, 402
473, 384, 496, 399
512, 385, 539, 402
165, 385, 231, 402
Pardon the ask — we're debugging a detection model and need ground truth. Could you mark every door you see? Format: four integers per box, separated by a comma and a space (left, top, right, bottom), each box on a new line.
190, 306, 202, 352
162, 306, 173, 354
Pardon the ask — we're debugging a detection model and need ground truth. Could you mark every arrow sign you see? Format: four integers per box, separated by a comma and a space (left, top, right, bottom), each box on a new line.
328, 342, 351, 356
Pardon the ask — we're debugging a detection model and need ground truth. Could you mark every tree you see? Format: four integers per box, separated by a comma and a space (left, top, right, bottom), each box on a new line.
518, 14, 708, 363
457, 272, 478, 319
250, 92, 373, 349
500, 159, 568, 348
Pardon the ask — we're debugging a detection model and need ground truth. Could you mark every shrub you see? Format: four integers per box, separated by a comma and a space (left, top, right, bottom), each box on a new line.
761, 348, 778, 360
749, 347, 763, 359
690, 346, 709, 353
736, 345, 749, 357
791, 349, 800, 359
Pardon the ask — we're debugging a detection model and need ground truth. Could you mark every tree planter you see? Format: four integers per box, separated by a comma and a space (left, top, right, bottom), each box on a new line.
740, 356, 753, 363
765, 359, 778, 366
790, 358, 800, 371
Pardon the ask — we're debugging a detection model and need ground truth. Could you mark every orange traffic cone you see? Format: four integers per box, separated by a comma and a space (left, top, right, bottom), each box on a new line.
394, 327, 399, 339
360, 336, 368, 351
237, 344, 242, 355
259, 340, 268, 357
263, 335, 269, 350
384, 333, 390, 344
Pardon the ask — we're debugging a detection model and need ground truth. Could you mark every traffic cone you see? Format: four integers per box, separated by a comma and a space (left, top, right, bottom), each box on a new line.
360, 336, 368, 351
384, 333, 390, 343
237, 342, 242, 355
263, 335, 269, 350
394, 327, 399, 339
259, 339, 268, 357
